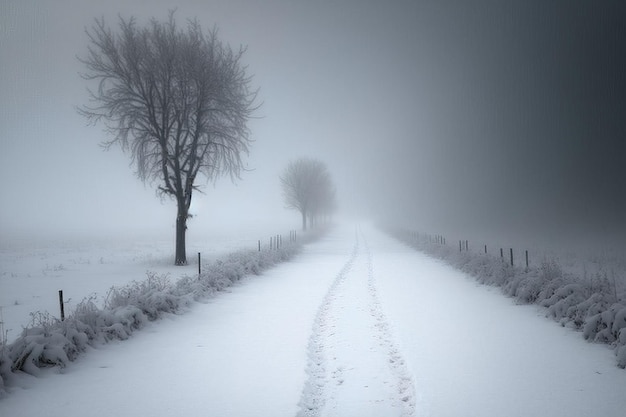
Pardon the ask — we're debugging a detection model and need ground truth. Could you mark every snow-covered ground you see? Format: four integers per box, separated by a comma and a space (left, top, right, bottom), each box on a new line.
0, 230, 271, 344
1, 223, 625, 416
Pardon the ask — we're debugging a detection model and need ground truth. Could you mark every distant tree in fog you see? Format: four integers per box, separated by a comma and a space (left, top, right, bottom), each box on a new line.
280, 158, 336, 231
78, 13, 257, 265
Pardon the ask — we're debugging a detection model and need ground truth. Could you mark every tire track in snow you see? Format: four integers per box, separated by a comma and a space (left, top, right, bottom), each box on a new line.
362, 233, 416, 417
296, 227, 416, 417
296, 230, 359, 416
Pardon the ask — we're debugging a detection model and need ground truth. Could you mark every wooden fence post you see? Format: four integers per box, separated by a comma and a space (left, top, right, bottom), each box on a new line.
58, 290, 65, 321
525, 250, 529, 268
198, 252, 201, 276
510, 248, 514, 266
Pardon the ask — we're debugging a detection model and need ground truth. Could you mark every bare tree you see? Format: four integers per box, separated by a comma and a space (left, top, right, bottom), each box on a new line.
308, 174, 337, 228
78, 13, 257, 265
280, 158, 336, 231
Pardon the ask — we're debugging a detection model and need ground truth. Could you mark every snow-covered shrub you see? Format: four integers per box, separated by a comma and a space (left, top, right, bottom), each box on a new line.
584, 313, 605, 341
462, 255, 496, 285
486, 259, 515, 287
69, 296, 105, 341
534, 260, 567, 303
541, 284, 588, 325
582, 303, 624, 344
540, 258, 564, 281
60, 322, 90, 358
104, 272, 180, 320
510, 270, 543, 303
8, 327, 72, 375
612, 306, 626, 341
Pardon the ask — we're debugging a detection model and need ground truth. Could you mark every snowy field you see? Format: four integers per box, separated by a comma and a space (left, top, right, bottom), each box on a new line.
1, 223, 625, 416
0, 229, 281, 345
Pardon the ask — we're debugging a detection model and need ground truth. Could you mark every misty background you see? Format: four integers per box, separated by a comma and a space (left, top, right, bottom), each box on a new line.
1, 0, 625, 250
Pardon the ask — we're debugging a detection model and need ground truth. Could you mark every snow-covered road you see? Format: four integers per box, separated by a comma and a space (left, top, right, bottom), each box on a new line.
1, 223, 625, 417
297, 227, 415, 416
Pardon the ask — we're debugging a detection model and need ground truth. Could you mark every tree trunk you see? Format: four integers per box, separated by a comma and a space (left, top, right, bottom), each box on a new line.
301, 210, 307, 231
175, 206, 187, 265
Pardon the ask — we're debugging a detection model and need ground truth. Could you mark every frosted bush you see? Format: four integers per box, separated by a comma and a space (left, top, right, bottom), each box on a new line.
106, 272, 171, 306
578, 293, 606, 317
463, 256, 496, 285
61, 323, 90, 357
512, 272, 543, 303
583, 313, 604, 341
542, 284, 588, 321
109, 306, 147, 336
70, 297, 104, 340
597, 307, 619, 343
540, 258, 563, 281
612, 306, 626, 341
487, 259, 514, 287
9, 328, 72, 374
584, 302, 626, 346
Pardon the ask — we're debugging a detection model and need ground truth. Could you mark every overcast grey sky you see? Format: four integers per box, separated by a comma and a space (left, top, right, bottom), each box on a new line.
1, 0, 625, 247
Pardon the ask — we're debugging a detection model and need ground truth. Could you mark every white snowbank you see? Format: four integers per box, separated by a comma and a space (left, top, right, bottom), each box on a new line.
390, 229, 626, 368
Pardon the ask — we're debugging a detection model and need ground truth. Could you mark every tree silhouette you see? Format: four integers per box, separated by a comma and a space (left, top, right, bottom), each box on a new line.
280, 158, 336, 231
78, 13, 257, 265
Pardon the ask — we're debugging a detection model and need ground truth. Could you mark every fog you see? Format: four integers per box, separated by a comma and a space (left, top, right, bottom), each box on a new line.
1, 0, 625, 250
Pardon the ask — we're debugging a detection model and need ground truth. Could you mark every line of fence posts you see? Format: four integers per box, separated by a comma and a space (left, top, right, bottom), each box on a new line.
405, 229, 537, 271
195, 231, 298, 280
424, 233, 531, 269
494, 247, 529, 268
55, 229, 304, 323
422, 233, 449, 246
416, 228, 551, 274
261, 230, 298, 251
421, 233, 446, 246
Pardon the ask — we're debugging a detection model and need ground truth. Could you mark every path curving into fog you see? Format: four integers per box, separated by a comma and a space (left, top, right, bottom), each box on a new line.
1, 223, 626, 417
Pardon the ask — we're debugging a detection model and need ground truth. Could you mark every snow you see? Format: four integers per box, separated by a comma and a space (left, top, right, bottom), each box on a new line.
371, 235, 626, 417
0, 232, 266, 342
1, 223, 626, 416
